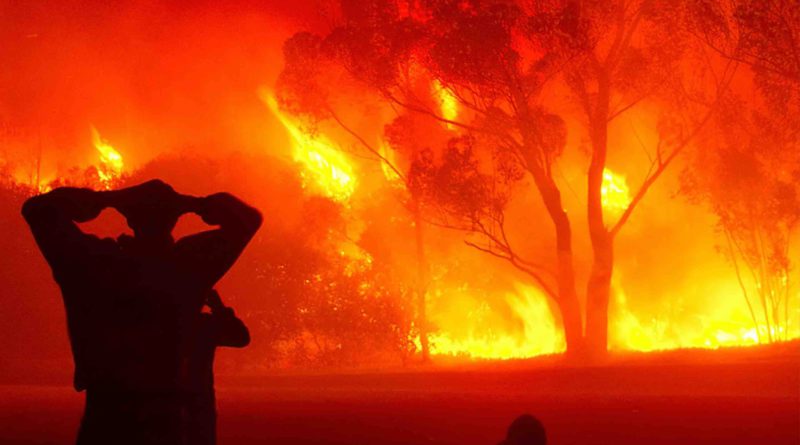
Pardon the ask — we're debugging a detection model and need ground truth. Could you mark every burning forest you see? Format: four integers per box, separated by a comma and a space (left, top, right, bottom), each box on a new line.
1, 0, 798, 370
0, 1, 798, 443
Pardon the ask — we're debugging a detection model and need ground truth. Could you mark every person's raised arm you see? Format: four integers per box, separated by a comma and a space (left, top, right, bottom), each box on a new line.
21, 187, 110, 268
175, 192, 262, 290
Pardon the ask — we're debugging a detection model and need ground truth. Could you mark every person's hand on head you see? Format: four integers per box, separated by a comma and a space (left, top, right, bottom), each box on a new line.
108, 180, 179, 219
105, 180, 198, 241
193, 193, 234, 226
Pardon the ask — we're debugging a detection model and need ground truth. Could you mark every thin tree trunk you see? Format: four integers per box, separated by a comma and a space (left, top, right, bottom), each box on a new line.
412, 200, 431, 362
783, 264, 790, 341
754, 227, 774, 342
725, 230, 762, 343
530, 170, 585, 356
516, 88, 584, 356
556, 245, 584, 357
585, 232, 613, 356
585, 75, 612, 357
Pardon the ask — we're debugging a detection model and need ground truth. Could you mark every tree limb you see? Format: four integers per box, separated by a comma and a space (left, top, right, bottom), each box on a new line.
463, 240, 558, 300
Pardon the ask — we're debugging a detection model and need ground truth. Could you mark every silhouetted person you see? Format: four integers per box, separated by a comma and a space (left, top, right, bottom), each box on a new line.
21, 180, 262, 445
185, 289, 249, 445
498, 414, 547, 445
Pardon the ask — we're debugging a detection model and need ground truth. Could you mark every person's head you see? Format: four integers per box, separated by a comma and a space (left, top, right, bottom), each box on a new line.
499, 414, 546, 445
114, 180, 188, 249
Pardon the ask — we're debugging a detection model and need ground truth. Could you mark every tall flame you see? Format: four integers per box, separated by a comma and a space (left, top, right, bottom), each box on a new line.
259, 90, 355, 202
90, 126, 123, 189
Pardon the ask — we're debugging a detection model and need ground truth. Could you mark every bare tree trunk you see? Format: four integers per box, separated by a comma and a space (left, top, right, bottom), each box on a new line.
585, 76, 613, 358
585, 231, 613, 356
555, 236, 584, 358
726, 230, 762, 343
754, 228, 774, 342
531, 171, 585, 356
412, 200, 431, 362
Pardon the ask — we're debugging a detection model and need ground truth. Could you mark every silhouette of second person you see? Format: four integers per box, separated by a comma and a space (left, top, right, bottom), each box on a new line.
498, 414, 547, 445
22, 180, 262, 445
185, 289, 250, 445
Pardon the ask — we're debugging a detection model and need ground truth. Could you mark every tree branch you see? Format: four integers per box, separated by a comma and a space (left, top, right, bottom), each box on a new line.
609, 56, 739, 237
327, 108, 407, 182
609, 104, 714, 236
463, 240, 558, 300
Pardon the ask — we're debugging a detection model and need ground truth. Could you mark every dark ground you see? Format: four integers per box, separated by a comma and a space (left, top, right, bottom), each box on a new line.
0, 349, 798, 445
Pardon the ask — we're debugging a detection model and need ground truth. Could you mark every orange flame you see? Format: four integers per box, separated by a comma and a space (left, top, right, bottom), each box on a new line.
379, 141, 403, 185
90, 126, 124, 189
601, 168, 630, 213
608, 272, 787, 351
252, 94, 796, 362
428, 284, 565, 359
259, 90, 355, 202
431, 80, 459, 130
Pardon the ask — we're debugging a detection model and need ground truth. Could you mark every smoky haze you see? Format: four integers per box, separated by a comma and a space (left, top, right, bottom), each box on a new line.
0, 1, 325, 383
0, 1, 326, 172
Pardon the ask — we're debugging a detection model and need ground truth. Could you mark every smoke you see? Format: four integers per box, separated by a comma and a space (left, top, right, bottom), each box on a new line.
0, 1, 327, 176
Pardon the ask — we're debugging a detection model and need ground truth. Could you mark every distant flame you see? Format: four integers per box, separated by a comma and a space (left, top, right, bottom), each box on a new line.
259, 90, 355, 202
431, 80, 459, 130
90, 126, 123, 189
601, 168, 630, 212
379, 141, 403, 185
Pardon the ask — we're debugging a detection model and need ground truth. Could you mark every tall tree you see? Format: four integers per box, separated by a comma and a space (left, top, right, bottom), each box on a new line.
278, 0, 731, 357
548, 0, 735, 354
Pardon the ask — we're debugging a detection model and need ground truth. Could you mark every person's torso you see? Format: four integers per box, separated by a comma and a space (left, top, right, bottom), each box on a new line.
55, 236, 207, 392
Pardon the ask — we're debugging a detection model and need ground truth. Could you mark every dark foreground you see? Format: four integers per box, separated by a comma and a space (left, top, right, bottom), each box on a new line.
0, 354, 797, 445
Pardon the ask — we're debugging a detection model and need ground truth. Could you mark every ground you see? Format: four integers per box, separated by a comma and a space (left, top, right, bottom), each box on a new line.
0, 347, 797, 445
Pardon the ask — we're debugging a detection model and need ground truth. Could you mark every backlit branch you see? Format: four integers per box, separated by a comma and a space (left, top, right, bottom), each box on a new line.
609, 57, 739, 237
463, 240, 558, 300
327, 108, 407, 183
